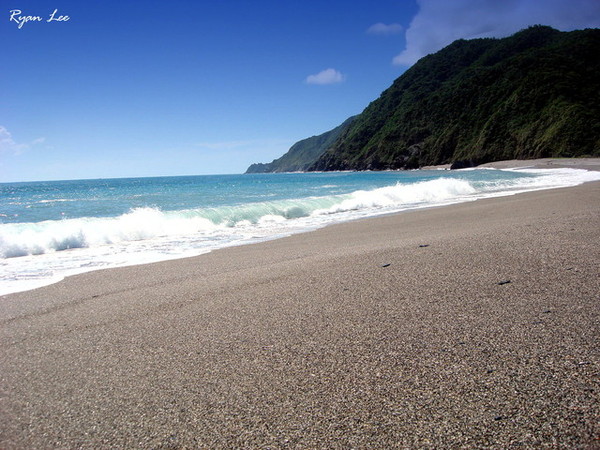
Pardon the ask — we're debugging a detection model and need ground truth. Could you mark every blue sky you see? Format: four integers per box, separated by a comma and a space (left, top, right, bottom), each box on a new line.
1, 0, 599, 182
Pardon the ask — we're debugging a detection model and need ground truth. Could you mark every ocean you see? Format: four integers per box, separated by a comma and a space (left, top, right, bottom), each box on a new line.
2, 167, 599, 295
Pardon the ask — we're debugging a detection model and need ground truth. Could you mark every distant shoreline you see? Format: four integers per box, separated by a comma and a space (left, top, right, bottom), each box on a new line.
421, 157, 600, 171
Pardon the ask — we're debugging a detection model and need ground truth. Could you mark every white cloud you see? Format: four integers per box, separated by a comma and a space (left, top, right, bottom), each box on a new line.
394, 0, 600, 66
0, 126, 25, 155
305, 68, 345, 85
0, 126, 45, 155
367, 22, 403, 35
31, 137, 46, 146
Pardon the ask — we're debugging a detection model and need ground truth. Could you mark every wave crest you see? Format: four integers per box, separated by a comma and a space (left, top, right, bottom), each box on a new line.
0, 178, 478, 258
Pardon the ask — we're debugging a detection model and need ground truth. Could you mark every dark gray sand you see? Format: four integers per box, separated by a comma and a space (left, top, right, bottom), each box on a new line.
1, 173, 599, 447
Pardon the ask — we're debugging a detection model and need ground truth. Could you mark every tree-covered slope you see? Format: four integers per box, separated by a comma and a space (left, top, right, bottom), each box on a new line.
245, 116, 356, 173
309, 26, 600, 171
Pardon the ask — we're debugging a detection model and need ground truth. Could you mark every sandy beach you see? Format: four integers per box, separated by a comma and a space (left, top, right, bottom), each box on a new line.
1, 160, 599, 448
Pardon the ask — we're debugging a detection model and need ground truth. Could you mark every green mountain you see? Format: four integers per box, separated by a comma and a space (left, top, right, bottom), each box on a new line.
245, 116, 356, 173
308, 26, 600, 171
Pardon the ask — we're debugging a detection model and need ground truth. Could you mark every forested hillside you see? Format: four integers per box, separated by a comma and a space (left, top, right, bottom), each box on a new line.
308, 26, 599, 170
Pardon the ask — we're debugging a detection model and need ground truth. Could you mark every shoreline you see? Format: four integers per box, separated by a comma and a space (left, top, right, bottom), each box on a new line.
1, 160, 599, 447
2, 157, 600, 297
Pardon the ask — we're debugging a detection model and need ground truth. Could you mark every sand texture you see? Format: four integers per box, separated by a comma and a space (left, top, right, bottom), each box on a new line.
1, 178, 599, 447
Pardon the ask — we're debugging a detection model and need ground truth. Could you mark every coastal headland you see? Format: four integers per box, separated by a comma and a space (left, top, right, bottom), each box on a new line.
1, 159, 599, 447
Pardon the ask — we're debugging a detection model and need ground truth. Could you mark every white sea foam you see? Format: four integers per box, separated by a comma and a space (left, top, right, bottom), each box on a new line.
0, 207, 220, 259
38, 198, 75, 203
0, 178, 480, 260
314, 178, 476, 216
1, 168, 598, 295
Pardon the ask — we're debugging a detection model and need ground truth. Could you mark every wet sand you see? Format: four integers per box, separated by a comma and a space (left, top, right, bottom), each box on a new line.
1, 162, 599, 448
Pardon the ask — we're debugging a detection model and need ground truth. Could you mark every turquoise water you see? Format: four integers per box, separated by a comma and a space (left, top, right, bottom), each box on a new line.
1, 168, 599, 294
0, 170, 526, 223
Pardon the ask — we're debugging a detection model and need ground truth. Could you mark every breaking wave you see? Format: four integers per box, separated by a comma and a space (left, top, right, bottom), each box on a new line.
0, 178, 476, 258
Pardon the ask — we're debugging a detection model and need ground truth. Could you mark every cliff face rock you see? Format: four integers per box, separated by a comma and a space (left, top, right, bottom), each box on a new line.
245, 117, 356, 173
307, 26, 600, 171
